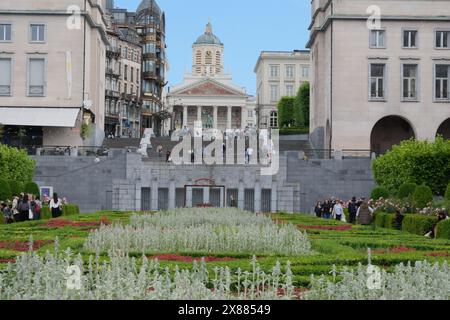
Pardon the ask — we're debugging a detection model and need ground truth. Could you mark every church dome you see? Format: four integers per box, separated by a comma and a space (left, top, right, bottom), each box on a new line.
137, 0, 161, 15
194, 22, 223, 45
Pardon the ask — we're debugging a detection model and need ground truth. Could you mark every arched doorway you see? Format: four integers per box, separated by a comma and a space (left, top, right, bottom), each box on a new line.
371, 116, 415, 155
436, 118, 450, 140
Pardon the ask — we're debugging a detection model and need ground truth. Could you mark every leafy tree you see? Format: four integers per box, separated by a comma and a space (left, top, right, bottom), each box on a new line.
8, 180, 24, 196
371, 186, 390, 200
0, 144, 36, 182
412, 184, 433, 209
0, 179, 12, 201
24, 182, 40, 198
372, 137, 450, 195
294, 82, 310, 126
0, 123, 4, 142
277, 97, 296, 128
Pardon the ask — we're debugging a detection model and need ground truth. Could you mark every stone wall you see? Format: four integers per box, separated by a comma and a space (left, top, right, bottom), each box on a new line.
33, 150, 374, 214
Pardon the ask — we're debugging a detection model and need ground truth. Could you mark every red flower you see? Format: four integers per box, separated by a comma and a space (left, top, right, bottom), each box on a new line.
146, 254, 237, 263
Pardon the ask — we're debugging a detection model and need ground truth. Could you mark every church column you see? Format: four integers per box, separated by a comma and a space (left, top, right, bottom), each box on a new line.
213, 106, 218, 129
227, 106, 232, 129
197, 106, 202, 122
183, 105, 188, 128
241, 107, 246, 129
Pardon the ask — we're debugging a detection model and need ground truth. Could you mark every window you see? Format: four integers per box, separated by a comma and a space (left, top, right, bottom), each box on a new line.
370, 30, 385, 48
436, 31, 450, 49
131, 67, 134, 82
0, 58, 12, 95
370, 64, 385, 99
302, 66, 309, 78
136, 69, 139, 84
30, 24, 45, 42
285, 65, 294, 79
248, 110, 253, 118
269, 111, 278, 128
403, 30, 417, 48
435, 64, 449, 100
286, 84, 294, 97
205, 51, 212, 65
124, 83, 127, 95
27, 58, 45, 96
124, 65, 128, 80
0, 24, 11, 42
402, 64, 418, 100
270, 65, 279, 78
270, 85, 279, 102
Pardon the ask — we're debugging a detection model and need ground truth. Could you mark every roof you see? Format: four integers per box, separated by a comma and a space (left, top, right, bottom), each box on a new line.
194, 22, 223, 45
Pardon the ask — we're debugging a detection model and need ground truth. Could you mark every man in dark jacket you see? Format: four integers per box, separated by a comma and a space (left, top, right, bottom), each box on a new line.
348, 197, 358, 224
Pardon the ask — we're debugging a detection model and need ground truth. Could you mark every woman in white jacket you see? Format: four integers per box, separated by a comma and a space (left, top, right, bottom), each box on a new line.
49, 193, 62, 218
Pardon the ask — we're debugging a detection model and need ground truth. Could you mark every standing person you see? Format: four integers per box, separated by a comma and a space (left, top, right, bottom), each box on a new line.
17, 194, 30, 222
348, 197, 358, 224
322, 200, 332, 219
31, 195, 42, 221
247, 147, 254, 163
166, 150, 171, 162
357, 198, 374, 226
333, 200, 345, 221
230, 195, 237, 208
1, 202, 13, 224
314, 201, 323, 218
11, 195, 20, 222
393, 209, 404, 230
49, 193, 63, 218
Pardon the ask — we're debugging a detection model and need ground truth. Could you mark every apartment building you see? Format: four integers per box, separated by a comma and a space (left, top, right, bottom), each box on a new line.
0, 0, 108, 147
254, 50, 310, 129
105, 22, 142, 138
308, 0, 450, 153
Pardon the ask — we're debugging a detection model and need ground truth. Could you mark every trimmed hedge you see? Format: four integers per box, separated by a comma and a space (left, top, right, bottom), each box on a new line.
40, 204, 80, 220
402, 215, 438, 236
374, 212, 396, 229
436, 219, 450, 240
24, 182, 40, 198
445, 182, 450, 202
279, 127, 309, 135
397, 182, 417, 200
412, 184, 433, 208
371, 186, 390, 200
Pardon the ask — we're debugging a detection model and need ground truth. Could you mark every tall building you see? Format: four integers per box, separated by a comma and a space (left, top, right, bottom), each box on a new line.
0, 0, 108, 148
135, 0, 167, 136
167, 22, 256, 134
254, 51, 310, 129
106, 0, 115, 11
308, 0, 450, 153
105, 20, 142, 139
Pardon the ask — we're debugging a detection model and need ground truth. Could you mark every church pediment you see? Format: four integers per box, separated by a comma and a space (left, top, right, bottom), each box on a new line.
173, 80, 245, 97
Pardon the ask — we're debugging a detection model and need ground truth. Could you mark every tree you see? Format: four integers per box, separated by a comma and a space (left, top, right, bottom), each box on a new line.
24, 182, 40, 198
371, 186, 390, 200
294, 82, 310, 127
0, 123, 4, 142
0, 144, 36, 182
277, 97, 296, 128
8, 180, 24, 196
412, 184, 433, 209
372, 137, 450, 196
0, 179, 12, 201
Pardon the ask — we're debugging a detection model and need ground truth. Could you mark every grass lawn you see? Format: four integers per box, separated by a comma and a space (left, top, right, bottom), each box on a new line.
1, 211, 449, 288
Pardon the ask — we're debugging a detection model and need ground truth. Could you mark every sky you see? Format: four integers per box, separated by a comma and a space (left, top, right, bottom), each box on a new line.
114, 0, 311, 96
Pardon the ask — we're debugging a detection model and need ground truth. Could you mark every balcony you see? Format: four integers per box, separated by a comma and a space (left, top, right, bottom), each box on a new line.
105, 89, 120, 98
106, 46, 121, 57
106, 67, 121, 78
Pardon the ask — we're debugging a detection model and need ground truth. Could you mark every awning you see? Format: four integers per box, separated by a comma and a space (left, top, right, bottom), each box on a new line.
0, 107, 80, 127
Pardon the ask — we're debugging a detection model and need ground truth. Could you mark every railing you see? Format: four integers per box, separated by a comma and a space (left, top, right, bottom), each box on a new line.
294, 149, 374, 160
23, 146, 110, 157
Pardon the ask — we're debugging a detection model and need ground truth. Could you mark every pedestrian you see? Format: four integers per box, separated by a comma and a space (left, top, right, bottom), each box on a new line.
166, 150, 171, 162
425, 209, 448, 238
393, 209, 404, 230
333, 200, 345, 221
322, 200, 332, 219
31, 195, 42, 221
49, 193, 63, 218
356, 198, 374, 226
1, 202, 13, 224
348, 197, 358, 224
230, 195, 237, 208
17, 194, 31, 222
314, 201, 322, 218
247, 147, 254, 163
11, 194, 20, 222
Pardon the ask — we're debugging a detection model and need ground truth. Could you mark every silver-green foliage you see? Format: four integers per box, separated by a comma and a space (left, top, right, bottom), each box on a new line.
304, 261, 450, 300
0, 245, 295, 300
85, 209, 312, 255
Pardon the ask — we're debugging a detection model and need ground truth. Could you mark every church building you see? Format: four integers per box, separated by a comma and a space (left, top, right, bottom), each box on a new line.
166, 22, 256, 135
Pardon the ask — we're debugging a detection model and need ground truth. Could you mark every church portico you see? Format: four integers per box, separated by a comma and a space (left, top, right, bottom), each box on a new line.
167, 22, 256, 135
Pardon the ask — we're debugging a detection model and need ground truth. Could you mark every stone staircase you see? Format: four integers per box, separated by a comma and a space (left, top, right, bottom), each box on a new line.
103, 138, 141, 149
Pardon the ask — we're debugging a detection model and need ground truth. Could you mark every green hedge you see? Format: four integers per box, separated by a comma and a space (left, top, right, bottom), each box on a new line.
374, 212, 396, 229
436, 219, 450, 240
402, 215, 438, 236
24, 182, 40, 198
371, 186, 390, 200
39, 204, 80, 220
0, 178, 12, 201
279, 127, 309, 135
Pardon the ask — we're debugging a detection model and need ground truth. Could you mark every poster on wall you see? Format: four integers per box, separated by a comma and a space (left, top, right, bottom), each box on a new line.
40, 186, 53, 202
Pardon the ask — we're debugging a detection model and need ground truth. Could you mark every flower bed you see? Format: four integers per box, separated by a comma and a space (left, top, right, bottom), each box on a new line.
147, 254, 238, 263
372, 246, 417, 254
0, 258, 16, 264
425, 252, 450, 257
43, 217, 110, 229
0, 240, 52, 252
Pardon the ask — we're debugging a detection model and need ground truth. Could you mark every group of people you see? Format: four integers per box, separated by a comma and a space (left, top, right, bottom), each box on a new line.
1, 193, 65, 224
314, 197, 375, 225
